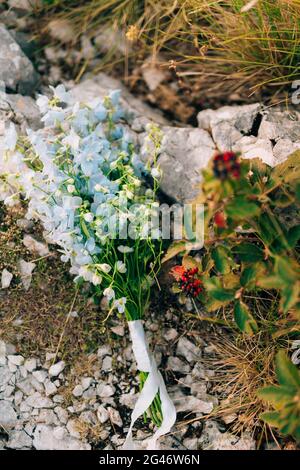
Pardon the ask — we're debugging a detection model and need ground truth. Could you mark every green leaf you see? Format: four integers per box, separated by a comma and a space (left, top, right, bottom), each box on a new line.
257, 385, 295, 409
256, 212, 279, 245
287, 224, 300, 249
204, 276, 236, 302
257, 274, 283, 290
226, 197, 260, 220
275, 350, 300, 389
234, 300, 258, 335
260, 411, 281, 428
280, 283, 299, 313
211, 245, 232, 274
272, 150, 300, 185
162, 241, 187, 263
233, 242, 264, 262
240, 263, 264, 289
275, 257, 299, 285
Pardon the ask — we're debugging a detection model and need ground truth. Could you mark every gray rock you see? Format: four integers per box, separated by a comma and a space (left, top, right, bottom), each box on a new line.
81, 377, 92, 391
119, 392, 137, 410
173, 395, 214, 414
23, 235, 49, 257
232, 136, 274, 166
0, 24, 39, 94
24, 358, 37, 372
44, 379, 58, 397
97, 345, 112, 358
0, 365, 13, 388
16, 377, 35, 395
72, 384, 83, 397
176, 337, 202, 364
151, 127, 216, 203
33, 424, 91, 450
183, 437, 199, 450
66, 419, 81, 438
49, 361, 65, 377
167, 356, 190, 374
197, 103, 261, 134
101, 356, 112, 371
52, 426, 65, 440
199, 420, 255, 450
0, 400, 17, 427
273, 138, 300, 163
96, 405, 109, 424
37, 409, 59, 426
7, 354, 24, 366
96, 382, 115, 398
6, 430, 32, 449
79, 410, 97, 426
25, 392, 54, 409
54, 406, 68, 424
1, 268, 13, 288
18, 258, 36, 291
32, 369, 48, 383
0, 94, 41, 132
258, 109, 300, 142
107, 407, 123, 427
3, 384, 14, 398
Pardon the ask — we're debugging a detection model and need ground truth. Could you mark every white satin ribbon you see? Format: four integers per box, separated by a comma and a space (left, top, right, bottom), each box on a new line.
123, 320, 177, 450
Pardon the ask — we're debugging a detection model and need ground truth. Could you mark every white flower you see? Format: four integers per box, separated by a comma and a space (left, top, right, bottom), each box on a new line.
49, 84, 71, 104
84, 212, 94, 223
92, 273, 102, 286
78, 265, 92, 282
97, 263, 111, 273
151, 167, 161, 179
117, 245, 134, 254
62, 128, 80, 150
4, 122, 17, 151
113, 297, 126, 313
103, 287, 115, 301
116, 261, 126, 273
67, 184, 76, 193
36, 94, 49, 114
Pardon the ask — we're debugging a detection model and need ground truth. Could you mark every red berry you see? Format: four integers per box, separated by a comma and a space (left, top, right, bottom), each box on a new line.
214, 211, 226, 228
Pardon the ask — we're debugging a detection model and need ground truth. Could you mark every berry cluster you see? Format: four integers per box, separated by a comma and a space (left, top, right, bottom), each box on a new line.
213, 151, 240, 180
179, 267, 202, 298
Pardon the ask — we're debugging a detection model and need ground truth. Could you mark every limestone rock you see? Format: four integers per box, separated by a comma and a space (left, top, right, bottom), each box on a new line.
33, 424, 91, 450
199, 420, 255, 450
0, 23, 39, 94
6, 429, 32, 449
176, 337, 202, 364
0, 400, 18, 428
49, 361, 65, 377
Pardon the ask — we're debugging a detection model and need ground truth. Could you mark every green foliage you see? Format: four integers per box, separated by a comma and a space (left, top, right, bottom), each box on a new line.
166, 150, 300, 439
167, 151, 300, 337
258, 351, 300, 441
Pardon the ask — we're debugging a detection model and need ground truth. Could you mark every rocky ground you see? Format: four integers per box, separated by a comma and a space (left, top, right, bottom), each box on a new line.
0, 6, 299, 451
0, 327, 256, 450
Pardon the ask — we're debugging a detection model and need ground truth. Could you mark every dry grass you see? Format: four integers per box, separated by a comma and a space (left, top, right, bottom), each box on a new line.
35, 0, 300, 105
202, 332, 286, 444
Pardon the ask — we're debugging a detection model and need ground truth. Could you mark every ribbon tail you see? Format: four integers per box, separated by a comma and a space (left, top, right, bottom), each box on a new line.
123, 320, 177, 450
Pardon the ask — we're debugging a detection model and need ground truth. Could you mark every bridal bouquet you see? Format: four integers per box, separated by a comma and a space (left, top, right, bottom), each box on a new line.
0, 85, 176, 449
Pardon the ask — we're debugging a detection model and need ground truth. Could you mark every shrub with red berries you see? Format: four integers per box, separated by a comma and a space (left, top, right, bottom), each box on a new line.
213, 151, 240, 180
170, 266, 203, 298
